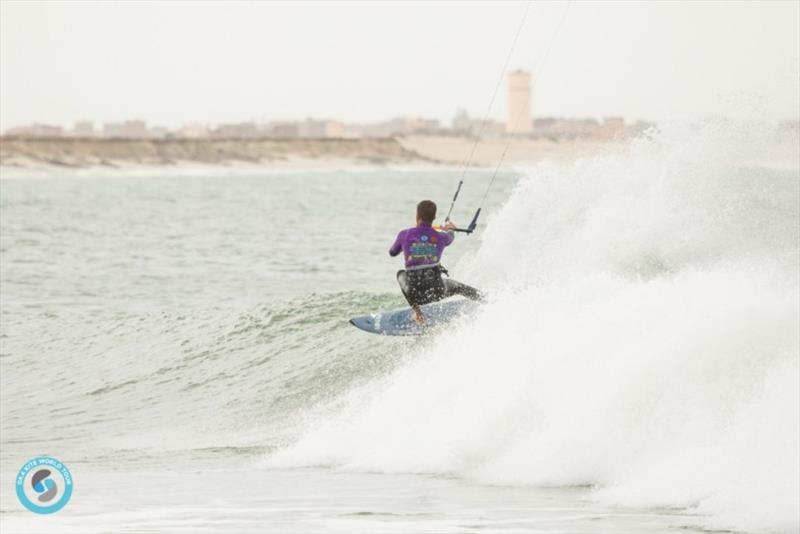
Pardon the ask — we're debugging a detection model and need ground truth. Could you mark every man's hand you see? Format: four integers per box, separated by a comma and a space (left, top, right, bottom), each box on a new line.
443, 221, 457, 231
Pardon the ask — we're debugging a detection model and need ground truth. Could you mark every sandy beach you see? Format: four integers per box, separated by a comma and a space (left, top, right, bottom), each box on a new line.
0, 135, 618, 172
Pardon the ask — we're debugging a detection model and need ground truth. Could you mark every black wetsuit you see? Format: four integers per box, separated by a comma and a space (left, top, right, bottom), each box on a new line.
397, 266, 482, 307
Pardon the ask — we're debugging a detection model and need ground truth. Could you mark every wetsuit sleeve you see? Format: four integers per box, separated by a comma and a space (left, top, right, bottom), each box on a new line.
389, 230, 404, 257
437, 230, 455, 247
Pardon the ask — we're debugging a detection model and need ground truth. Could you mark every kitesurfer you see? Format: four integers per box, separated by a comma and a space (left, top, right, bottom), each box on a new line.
389, 200, 483, 326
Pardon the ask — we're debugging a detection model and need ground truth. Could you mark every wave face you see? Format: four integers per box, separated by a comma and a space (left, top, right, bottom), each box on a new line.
268, 122, 800, 533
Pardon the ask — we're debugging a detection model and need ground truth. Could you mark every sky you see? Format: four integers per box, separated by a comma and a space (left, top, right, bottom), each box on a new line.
1, 1, 798, 130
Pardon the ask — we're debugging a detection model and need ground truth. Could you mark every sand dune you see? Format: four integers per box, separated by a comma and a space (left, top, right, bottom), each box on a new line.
0, 137, 434, 170
0, 136, 616, 171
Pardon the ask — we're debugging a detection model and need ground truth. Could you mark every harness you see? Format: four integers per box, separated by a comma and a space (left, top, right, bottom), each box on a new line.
405, 263, 450, 277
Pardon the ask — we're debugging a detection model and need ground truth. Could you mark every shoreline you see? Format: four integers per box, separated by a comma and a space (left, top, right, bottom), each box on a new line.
3, 134, 795, 176
0, 136, 432, 171
0, 135, 617, 174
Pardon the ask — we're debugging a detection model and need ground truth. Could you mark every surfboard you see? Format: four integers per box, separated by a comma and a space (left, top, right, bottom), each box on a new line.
350, 298, 478, 336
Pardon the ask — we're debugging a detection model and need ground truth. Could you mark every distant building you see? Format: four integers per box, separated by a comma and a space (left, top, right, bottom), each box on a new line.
533, 118, 557, 131
297, 121, 320, 138
147, 126, 169, 139
452, 108, 473, 135
271, 122, 300, 138
323, 120, 345, 138
179, 123, 210, 138
5, 123, 63, 137
212, 122, 259, 138
451, 108, 503, 136
342, 123, 366, 138
506, 70, 532, 134
297, 119, 345, 138
361, 117, 441, 137
530, 116, 652, 140
532, 117, 598, 140
72, 120, 94, 137
104, 120, 147, 138
592, 116, 626, 140
482, 120, 508, 136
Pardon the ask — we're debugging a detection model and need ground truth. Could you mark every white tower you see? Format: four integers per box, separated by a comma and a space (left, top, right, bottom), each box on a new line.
506, 70, 532, 134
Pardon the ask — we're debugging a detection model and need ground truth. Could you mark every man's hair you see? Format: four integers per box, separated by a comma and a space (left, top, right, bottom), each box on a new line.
417, 200, 437, 224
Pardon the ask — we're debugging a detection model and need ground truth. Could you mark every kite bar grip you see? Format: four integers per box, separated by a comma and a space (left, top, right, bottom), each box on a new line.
433, 225, 475, 234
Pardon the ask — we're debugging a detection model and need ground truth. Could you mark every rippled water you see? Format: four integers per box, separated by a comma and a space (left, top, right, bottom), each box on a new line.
0, 169, 510, 449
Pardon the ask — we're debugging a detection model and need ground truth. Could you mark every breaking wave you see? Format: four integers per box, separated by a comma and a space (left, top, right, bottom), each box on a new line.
267, 121, 800, 533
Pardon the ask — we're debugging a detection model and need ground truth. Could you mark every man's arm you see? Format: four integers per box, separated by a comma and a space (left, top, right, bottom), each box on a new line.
438, 222, 456, 247
389, 230, 404, 257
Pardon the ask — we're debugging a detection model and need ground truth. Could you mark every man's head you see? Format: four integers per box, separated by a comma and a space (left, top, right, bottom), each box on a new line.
416, 200, 437, 225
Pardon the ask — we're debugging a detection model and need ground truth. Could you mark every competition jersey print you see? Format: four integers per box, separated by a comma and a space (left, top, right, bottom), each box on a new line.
389, 222, 454, 268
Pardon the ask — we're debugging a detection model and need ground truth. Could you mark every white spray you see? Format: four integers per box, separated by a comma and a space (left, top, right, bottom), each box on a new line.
269, 121, 800, 533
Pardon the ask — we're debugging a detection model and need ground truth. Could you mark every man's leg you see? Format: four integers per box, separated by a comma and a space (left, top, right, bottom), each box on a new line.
443, 278, 484, 301
410, 305, 426, 326
396, 270, 412, 304
397, 270, 427, 326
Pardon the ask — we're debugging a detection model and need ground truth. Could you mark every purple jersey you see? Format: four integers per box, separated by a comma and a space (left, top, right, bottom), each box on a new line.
389, 222, 455, 268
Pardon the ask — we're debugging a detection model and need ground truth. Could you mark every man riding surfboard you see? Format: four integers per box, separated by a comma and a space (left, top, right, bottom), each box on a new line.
389, 200, 483, 326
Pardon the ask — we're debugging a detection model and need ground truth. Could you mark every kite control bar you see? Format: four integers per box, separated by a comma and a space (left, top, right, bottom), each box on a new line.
434, 207, 481, 234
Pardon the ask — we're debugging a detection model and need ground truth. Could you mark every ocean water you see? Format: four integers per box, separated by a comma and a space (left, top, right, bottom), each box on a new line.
1, 123, 798, 533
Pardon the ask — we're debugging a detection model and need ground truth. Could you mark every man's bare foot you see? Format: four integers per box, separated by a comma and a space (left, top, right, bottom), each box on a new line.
411, 307, 427, 327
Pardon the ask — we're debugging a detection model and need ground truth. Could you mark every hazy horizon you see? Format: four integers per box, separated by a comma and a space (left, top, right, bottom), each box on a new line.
1, 1, 798, 130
